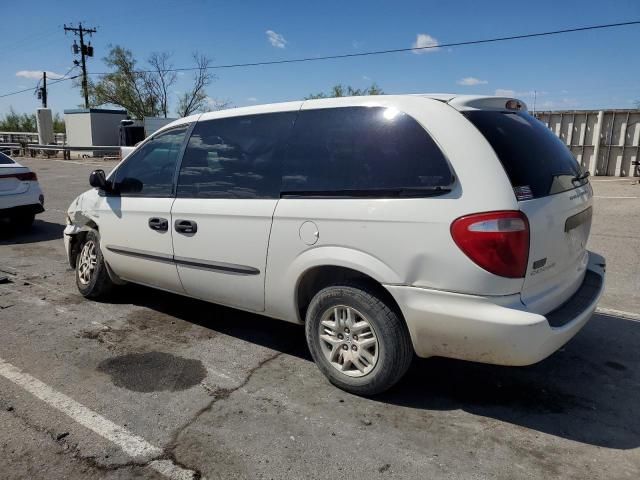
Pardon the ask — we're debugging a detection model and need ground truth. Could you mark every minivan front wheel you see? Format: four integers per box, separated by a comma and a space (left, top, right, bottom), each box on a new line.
305, 284, 413, 395
75, 230, 114, 299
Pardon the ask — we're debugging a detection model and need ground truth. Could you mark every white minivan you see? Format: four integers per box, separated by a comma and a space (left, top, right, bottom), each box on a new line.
64, 94, 605, 395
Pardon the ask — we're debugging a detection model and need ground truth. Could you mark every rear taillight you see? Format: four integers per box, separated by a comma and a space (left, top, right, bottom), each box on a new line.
0, 172, 37, 181
451, 211, 529, 278
16, 172, 37, 181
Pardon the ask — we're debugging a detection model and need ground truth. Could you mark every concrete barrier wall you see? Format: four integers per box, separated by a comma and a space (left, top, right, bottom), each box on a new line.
535, 109, 640, 177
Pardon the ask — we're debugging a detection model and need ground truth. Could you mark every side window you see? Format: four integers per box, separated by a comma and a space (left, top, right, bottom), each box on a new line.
114, 126, 188, 197
177, 112, 296, 199
282, 107, 453, 194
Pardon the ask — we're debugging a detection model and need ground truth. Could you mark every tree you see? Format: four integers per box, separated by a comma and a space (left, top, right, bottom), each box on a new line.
86, 46, 223, 119
175, 53, 215, 117
86, 46, 159, 119
305, 83, 384, 99
0, 108, 37, 132
53, 113, 65, 134
148, 52, 177, 118
0, 108, 64, 134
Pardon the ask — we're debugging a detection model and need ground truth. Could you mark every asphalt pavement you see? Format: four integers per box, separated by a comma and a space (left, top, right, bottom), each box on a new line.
1, 157, 639, 479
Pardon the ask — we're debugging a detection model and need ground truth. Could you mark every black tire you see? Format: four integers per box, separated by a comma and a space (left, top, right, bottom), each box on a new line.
75, 230, 115, 299
13, 213, 35, 232
305, 283, 413, 396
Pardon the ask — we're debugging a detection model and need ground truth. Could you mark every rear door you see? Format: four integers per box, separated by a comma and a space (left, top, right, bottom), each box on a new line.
170, 111, 297, 311
464, 110, 592, 313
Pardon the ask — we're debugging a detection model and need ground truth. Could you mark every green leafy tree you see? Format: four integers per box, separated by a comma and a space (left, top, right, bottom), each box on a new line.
305, 83, 384, 100
53, 113, 65, 134
0, 107, 37, 132
85, 46, 224, 119
86, 46, 160, 119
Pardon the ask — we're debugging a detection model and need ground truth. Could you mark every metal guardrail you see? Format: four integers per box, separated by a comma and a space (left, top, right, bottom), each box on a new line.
2, 142, 121, 160
26, 144, 121, 160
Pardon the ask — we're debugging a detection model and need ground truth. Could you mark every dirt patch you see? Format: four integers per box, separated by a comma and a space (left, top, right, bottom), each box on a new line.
97, 351, 207, 392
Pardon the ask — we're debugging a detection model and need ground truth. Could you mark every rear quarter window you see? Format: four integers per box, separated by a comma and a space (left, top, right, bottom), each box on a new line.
282, 106, 453, 196
464, 110, 586, 199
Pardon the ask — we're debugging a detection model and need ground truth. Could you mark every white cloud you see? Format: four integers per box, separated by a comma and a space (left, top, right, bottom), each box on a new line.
457, 77, 488, 86
266, 30, 287, 48
204, 97, 232, 111
494, 89, 516, 97
411, 33, 440, 54
495, 89, 546, 98
246, 97, 258, 102
362, 75, 371, 81
16, 70, 63, 80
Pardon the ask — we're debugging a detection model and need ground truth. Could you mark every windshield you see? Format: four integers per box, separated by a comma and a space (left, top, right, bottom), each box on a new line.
464, 110, 587, 199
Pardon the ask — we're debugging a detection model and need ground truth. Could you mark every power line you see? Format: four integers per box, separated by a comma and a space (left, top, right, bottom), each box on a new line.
0, 70, 79, 99
91, 19, 640, 74
1, 19, 639, 99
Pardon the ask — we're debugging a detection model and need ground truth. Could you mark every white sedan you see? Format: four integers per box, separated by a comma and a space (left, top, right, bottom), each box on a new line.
0, 151, 44, 230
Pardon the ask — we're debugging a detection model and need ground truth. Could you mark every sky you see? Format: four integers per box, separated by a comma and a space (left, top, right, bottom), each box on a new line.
1, 0, 639, 117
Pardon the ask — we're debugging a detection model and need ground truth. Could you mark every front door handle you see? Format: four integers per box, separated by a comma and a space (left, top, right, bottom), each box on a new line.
148, 217, 168, 231
174, 219, 198, 234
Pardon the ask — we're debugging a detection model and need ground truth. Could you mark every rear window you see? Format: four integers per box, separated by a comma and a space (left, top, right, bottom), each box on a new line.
0, 152, 15, 164
464, 111, 587, 199
282, 106, 453, 197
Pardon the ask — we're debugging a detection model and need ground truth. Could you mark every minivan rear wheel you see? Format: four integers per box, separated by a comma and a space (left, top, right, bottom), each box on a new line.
305, 283, 413, 395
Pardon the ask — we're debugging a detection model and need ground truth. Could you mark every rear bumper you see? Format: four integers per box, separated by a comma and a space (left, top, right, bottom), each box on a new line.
0, 183, 44, 214
386, 251, 605, 366
0, 203, 44, 218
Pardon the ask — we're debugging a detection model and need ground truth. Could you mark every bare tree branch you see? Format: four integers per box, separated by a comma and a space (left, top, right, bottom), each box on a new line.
148, 52, 177, 118
176, 53, 215, 117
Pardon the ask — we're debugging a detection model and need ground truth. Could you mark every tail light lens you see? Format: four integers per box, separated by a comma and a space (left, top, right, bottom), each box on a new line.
16, 172, 37, 181
0, 172, 37, 181
451, 211, 529, 278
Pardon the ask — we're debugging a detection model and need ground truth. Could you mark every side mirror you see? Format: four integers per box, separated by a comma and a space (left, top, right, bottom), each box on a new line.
89, 169, 110, 192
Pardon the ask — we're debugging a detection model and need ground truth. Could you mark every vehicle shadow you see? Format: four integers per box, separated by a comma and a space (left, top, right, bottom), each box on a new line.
116, 285, 640, 450
0, 219, 64, 244
381, 311, 640, 450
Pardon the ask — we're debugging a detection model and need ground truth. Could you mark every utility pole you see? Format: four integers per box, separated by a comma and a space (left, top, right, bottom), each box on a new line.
42, 72, 47, 108
63, 23, 96, 108
36, 71, 47, 108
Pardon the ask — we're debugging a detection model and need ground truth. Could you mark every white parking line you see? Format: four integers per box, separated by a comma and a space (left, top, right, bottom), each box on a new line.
596, 307, 640, 322
594, 196, 639, 199
590, 178, 636, 182
0, 357, 199, 479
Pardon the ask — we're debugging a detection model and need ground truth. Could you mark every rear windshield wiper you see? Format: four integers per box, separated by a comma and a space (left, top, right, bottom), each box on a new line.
572, 170, 590, 183
280, 186, 452, 198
